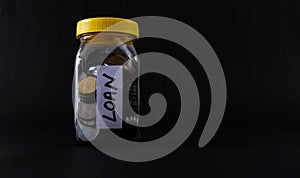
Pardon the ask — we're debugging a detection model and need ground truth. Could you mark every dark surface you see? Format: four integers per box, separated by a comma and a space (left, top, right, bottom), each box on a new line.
1, 0, 300, 177
1, 122, 300, 177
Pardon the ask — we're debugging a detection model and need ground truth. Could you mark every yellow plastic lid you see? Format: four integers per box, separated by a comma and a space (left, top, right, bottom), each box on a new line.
76, 17, 139, 39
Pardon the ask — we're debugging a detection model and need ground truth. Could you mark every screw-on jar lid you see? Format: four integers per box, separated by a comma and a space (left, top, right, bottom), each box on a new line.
76, 17, 139, 39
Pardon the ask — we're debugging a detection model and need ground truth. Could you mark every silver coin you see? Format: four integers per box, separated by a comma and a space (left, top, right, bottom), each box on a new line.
78, 102, 96, 120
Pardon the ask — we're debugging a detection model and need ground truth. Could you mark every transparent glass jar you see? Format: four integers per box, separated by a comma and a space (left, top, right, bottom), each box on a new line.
73, 18, 140, 143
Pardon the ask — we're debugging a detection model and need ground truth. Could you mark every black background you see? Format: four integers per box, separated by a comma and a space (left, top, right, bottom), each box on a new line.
0, 0, 300, 177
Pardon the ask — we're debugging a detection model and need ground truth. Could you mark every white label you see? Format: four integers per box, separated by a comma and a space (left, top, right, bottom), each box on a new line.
96, 66, 123, 129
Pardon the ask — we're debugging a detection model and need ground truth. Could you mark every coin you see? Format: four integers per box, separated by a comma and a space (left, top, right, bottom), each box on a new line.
79, 117, 96, 127
78, 76, 97, 94
78, 102, 96, 120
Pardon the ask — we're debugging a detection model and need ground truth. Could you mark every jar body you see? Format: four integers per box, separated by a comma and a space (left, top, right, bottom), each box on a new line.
73, 32, 140, 142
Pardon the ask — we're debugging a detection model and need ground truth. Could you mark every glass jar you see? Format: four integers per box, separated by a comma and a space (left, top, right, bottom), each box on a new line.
73, 17, 140, 143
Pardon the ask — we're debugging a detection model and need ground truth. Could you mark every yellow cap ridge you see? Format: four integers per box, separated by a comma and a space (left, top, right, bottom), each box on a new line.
76, 17, 139, 39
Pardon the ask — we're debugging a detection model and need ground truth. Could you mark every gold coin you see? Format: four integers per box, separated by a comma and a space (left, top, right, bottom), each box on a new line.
78, 76, 97, 94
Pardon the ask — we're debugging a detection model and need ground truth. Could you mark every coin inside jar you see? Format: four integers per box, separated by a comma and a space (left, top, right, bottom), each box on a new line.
78, 76, 97, 94
79, 118, 96, 127
78, 102, 96, 120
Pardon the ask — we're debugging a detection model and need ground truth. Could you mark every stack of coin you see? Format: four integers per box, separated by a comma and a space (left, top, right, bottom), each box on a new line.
77, 72, 97, 127
77, 72, 97, 104
78, 102, 96, 127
